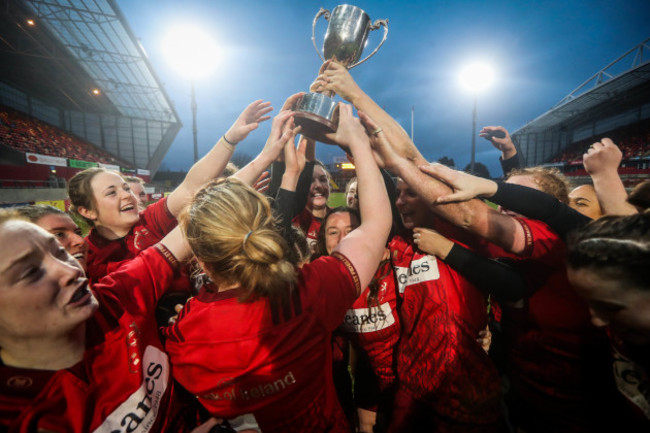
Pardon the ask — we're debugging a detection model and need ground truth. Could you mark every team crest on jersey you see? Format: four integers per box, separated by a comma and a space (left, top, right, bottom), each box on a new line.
93, 346, 169, 433
342, 302, 395, 333
133, 228, 152, 251
394, 255, 440, 294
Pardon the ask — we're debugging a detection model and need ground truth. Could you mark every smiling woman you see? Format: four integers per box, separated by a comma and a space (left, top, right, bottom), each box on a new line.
66, 97, 275, 284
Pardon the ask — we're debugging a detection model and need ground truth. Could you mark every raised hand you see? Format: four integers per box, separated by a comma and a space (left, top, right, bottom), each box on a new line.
418, 163, 498, 203
260, 110, 300, 162
480, 126, 516, 160
225, 100, 273, 144
583, 138, 622, 176
311, 60, 363, 102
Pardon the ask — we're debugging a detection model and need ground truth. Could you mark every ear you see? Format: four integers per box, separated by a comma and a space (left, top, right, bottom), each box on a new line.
77, 206, 98, 222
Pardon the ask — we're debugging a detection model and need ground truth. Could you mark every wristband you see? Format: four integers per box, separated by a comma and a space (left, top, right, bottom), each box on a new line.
223, 134, 238, 146
220, 136, 236, 152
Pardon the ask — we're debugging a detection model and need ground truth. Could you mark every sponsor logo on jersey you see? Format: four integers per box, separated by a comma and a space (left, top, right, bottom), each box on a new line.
342, 302, 395, 333
201, 371, 297, 402
93, 346, 169, 433
394, 255, 440, 294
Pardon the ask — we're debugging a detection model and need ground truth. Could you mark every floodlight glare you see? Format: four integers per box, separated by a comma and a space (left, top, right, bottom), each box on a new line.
163, 26, 219, 79
459, 62, 494, 93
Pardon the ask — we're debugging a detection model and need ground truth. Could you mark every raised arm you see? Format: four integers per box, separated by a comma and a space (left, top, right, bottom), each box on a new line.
232, 94, 303, 186
312, 60, 428, 166
480, 125, 522, 175
420, 163, 591, 240
166, 100, 273, 217
583, 138, 638, 216
325, 105, 392, 293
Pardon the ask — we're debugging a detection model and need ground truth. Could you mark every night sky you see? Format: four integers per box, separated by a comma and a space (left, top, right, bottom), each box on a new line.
119, 0, 650, 178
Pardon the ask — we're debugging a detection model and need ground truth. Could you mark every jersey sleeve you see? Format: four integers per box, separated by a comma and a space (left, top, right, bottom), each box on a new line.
92, 244, 180, 321
299, 254, 360, 332
139, 197, 178, 240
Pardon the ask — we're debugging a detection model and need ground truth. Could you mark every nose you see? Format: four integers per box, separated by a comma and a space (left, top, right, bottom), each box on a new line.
52, 253, 82, 287
69, 231, 86, 250
396, 192, 406, 208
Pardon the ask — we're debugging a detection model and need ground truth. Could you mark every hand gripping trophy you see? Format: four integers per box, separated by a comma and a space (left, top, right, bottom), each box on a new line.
293, 4, 388, 143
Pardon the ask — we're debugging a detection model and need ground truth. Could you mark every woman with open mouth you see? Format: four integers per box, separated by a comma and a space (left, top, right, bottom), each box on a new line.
0, 208, 198, 431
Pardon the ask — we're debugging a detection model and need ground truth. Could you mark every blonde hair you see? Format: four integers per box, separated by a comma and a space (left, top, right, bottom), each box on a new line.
0, 209, 28, 226
506, 166, 571, 204
180, 178, 297, 304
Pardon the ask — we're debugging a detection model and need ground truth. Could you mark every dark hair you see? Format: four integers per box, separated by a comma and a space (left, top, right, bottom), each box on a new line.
628, 180, 650, 211
16, 204, 66, 223
286, 225, 311, 267
314, 206, 361, 259
567, 212, 650, 289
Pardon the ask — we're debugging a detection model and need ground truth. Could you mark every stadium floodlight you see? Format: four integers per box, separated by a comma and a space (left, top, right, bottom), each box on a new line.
162, 25, 219, 79
459, 62, 495, 173
163, 25, 219, 163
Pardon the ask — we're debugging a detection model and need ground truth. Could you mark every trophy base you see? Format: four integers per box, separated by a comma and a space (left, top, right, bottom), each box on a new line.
293, 111, 337, 144
293, 92, 338, 144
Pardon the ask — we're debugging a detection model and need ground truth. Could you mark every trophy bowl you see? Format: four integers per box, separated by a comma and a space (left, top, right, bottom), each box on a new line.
293, 5, 388, 144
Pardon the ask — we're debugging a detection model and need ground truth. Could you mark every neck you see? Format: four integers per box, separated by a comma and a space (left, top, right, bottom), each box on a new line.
1, 324, 86, 370
309, 206, 327, 219
95, 224, 130, 240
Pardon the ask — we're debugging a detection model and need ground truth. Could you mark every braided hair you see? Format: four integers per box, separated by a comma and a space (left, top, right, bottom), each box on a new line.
567, 211, 650, 289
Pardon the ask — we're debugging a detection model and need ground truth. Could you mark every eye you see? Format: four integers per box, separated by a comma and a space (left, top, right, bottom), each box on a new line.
20, 265, 42, 281
74, 229, 83, 236
53, 231, 66, 239
106, 190, 116, 196
123, 184, 131, 192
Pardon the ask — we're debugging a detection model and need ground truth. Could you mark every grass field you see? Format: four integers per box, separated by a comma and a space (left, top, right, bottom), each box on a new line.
328, 192, 346, 208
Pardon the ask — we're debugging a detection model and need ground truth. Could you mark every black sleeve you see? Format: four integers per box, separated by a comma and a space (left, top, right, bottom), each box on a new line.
444, 243, 530, 302
292, 161, 315, 217
268, 161, 286, 198
489, 182, 592, 240
500, 154, 521, 176
273, 188, 296, 242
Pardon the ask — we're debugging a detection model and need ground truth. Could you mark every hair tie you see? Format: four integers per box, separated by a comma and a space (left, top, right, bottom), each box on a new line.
243, 230, 253, 249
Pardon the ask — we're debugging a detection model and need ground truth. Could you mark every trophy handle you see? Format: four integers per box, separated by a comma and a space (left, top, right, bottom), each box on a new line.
311, 8, 331, 63
348, 18, 389, 69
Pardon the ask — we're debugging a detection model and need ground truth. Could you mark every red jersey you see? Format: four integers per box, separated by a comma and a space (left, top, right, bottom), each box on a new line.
163, 254, 361, 433
482, 218, 618, 431
0, 246, 191, 433
389, 235, 500, 425
85, 197, 177, 283
291, 207, 327, 253
341, 260, 399, 391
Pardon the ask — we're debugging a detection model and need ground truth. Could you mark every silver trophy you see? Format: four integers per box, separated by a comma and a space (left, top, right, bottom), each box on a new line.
293, 5, 388, 143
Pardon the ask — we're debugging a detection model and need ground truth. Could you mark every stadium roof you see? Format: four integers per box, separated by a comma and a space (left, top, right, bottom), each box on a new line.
514, 38, 650, 135
0, 0, 182, 173
20, 0, 179, 122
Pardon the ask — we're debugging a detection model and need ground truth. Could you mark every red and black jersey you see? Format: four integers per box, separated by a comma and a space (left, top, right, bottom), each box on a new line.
163, 254, 361, 433
0, 246, 193, 433
389, 235, 501, 425
482, 217, 618, 431
341, 260, 400, 391
85, 198, 177, 283
291, 207, 328, 253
